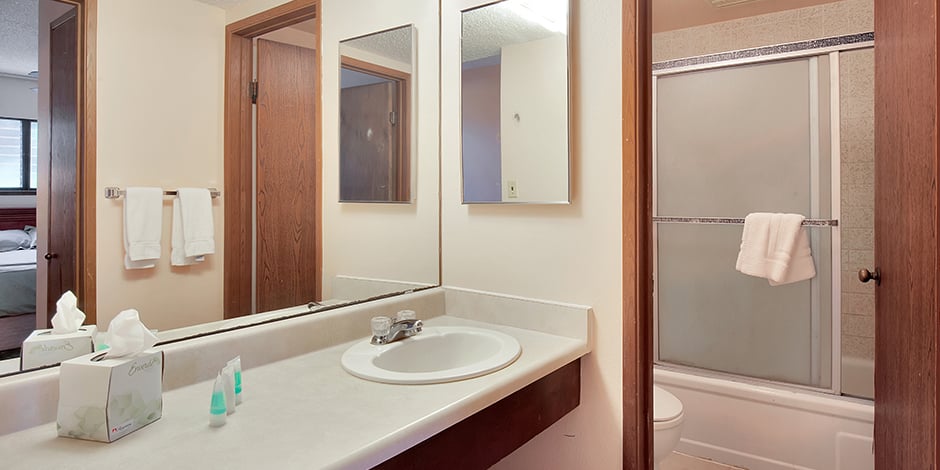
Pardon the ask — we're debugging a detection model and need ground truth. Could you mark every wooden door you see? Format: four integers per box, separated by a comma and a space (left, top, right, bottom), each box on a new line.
873, 1, 940, 467
46, 9, 78, 324
339, 81, 398, 201
255, 39, 318, 313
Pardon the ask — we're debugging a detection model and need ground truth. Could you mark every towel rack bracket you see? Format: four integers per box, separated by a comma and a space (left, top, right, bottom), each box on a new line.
104, 187, 221, 200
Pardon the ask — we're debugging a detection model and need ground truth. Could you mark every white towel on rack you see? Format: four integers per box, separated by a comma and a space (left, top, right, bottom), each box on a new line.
171, 197, 205, 266
177, 188, 215, 258
123, 187, 163, 270
735, 212, 816, 286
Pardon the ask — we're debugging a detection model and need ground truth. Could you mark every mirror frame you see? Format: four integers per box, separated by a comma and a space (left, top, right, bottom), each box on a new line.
458, 0, 573, 205
338, 24, 416, 204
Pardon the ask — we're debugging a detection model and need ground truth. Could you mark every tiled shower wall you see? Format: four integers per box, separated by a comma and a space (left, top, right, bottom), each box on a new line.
653, 0, 875, 363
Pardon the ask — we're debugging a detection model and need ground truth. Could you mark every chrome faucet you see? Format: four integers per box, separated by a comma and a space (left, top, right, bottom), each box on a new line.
371, 312, 422, 345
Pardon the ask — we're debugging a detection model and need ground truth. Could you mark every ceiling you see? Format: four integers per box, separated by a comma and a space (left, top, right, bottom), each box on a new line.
461, 2, 560, 63
342, 25, 413, 65
653, 0, 843, 33
0, 0, 39, 77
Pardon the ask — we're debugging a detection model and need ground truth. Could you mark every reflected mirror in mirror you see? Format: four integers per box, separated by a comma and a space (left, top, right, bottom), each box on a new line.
339, 25, 415, 203
460, 0, 570, 204
0, 2, 439, 377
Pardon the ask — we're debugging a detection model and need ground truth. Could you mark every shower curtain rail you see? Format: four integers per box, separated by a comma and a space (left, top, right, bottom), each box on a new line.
652, 216, 838, 227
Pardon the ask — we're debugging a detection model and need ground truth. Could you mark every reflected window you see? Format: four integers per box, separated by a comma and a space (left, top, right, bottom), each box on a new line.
0, 117, 38, 192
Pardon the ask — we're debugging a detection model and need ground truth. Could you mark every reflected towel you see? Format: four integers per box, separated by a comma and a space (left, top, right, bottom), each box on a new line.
171, 197, 204, 266
735, 212, 816, 286
177, 188, 215, 258
123, 187, 163, 270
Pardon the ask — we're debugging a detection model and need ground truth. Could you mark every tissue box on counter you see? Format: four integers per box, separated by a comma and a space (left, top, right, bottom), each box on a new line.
20, 326, 98, 370
57, 349, 164, 442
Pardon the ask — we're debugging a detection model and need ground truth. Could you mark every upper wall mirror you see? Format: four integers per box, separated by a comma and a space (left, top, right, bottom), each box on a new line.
0, 1, 440, 377
460, 0, 570, 204
339, 25, 415, 203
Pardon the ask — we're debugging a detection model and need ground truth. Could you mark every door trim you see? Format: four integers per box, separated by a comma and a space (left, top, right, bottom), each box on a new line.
223, 0, 322, 318
623, 0, 652, 468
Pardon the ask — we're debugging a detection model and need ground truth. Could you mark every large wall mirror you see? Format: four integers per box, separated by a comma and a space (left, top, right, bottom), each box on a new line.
0, 0, 440, 376
460, 0, 570, 204
339, 25, 415, 203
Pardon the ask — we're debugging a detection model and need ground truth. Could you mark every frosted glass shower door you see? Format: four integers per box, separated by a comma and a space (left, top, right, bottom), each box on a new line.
654, 56, 834, 388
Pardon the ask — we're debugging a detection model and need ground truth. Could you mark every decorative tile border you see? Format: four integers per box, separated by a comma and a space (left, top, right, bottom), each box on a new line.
653, 32, 874, 72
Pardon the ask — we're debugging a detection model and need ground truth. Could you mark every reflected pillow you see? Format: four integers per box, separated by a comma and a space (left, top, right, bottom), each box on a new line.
0, 229, 31, 252
24, 225, 37, 248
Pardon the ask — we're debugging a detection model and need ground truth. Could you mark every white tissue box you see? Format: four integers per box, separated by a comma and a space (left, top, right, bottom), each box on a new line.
57, 349, 164, 442
20, 326, 98, 370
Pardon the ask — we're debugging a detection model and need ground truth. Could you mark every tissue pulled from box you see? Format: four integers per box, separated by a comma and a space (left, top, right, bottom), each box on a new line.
103, 309, 157, 359
51, 291, 86, 334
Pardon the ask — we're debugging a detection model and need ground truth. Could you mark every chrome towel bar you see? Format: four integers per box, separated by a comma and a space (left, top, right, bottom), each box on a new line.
104, 187, 221, 199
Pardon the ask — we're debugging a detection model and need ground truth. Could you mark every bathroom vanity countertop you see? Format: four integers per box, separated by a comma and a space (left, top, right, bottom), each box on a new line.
0, 315, 589, 469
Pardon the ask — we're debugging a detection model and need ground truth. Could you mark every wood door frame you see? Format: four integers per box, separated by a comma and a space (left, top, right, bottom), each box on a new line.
48, 0, 96, 324
223, 0, 322, 319
623, 0, 652, 468
339, 55, 411, 201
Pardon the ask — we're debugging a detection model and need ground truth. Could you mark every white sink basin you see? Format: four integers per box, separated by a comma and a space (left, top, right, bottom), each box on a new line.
341, 326, 522, 384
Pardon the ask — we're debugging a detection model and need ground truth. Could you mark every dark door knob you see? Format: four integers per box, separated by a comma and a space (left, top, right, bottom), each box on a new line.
858, 268, 880, 285
44, 252, 58, 260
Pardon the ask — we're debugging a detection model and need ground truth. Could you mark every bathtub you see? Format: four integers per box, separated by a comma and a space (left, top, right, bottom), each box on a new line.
655, 367, 874, 470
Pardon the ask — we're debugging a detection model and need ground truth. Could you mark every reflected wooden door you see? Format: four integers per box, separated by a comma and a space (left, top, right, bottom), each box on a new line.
46, 8, 78, 323
873, 0, 940, 467
339, 81, 398, 201
255, 39, 318, 313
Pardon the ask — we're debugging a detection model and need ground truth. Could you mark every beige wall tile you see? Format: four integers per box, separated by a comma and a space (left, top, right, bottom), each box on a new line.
843, 313, 875, 338
843, 292, 875, 316
843, 334, 874, 359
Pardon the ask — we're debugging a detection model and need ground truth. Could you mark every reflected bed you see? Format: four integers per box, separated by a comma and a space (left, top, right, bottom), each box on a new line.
0, 208, 37, 352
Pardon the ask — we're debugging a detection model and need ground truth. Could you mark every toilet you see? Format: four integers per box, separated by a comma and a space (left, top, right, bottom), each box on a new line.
653, 385, 685, 469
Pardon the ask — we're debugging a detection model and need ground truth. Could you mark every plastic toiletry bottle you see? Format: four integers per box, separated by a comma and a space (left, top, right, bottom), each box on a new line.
221, 364, 237, 415
209, 373, 227, 427
228, 356, 243, 405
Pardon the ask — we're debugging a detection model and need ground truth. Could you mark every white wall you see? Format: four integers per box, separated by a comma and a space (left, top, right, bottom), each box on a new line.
443, 0, 624, 468
95, 0, 226, 330
0, 76, 38, 120
500, 34, 569, 202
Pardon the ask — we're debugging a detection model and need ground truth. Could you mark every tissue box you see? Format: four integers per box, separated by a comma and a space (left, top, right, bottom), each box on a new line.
20, 326, 98, 370
57, 349, 164, 442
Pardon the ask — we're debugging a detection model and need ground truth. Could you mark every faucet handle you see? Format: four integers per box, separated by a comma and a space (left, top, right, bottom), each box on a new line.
395, 310, 416, 322
371, 316, 391, 338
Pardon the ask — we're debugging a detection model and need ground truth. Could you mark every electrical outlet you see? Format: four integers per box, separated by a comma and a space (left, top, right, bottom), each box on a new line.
508, 181, 518, 198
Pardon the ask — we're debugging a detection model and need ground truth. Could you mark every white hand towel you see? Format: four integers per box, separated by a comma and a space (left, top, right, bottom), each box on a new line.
171, 197, 205, 266
123, 187, 163, 270
177, 188, 215, 258
735, 212, 817, 286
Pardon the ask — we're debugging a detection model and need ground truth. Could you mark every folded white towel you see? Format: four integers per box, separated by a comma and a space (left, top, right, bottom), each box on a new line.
123, 187, 163, 270
177, 188, 215, 258
171, 197, 205, 266
735, 212, 816, 286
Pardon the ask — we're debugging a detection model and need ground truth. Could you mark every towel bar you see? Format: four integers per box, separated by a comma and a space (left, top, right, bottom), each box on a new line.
652, 216, 838, 227
104, 187, 221, 199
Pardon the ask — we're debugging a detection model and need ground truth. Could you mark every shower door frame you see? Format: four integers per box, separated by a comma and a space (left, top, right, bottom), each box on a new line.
650, 36, 873, 396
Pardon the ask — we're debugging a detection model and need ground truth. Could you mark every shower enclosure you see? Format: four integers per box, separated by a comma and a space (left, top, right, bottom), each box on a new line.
653, 34, 874, 398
